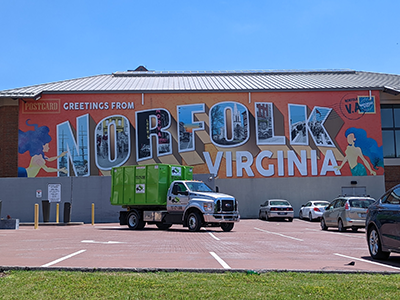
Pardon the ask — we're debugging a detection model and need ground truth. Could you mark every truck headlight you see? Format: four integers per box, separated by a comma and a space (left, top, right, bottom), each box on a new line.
203, 203, 213, 212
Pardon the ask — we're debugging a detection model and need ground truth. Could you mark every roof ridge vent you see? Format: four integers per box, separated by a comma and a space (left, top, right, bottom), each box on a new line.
128, 66, 148, 72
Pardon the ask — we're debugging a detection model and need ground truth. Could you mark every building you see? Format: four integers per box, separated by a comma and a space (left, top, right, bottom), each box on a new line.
1, 68, 400, 222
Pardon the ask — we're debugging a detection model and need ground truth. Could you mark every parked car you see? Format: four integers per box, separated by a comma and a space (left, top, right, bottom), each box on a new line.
320, 196, 375, 232
259, 199, 294, 222
299, 200, 330, 221
366, 184, 400, 260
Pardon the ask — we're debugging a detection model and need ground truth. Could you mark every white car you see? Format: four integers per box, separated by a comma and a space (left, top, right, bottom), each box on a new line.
299, 200, 330, 221
259, 199, 294, 222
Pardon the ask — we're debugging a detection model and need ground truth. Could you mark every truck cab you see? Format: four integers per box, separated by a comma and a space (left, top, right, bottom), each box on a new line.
166, 180, 239, 231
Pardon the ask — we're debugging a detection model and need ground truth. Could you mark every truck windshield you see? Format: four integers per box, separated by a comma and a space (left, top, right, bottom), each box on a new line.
185, 181, 213, 192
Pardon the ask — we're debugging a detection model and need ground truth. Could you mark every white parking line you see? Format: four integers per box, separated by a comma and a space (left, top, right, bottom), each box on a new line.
334, 253, 400, 271
201, 228, 220, 241
305, 228, 365, 238
81, 240, 125, 244
254, 227, 303, 241
209, 252, 231, 269
41, 250, 86, 267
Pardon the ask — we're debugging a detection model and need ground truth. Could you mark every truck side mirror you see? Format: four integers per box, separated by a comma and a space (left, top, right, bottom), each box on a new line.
172, 185, 178, 195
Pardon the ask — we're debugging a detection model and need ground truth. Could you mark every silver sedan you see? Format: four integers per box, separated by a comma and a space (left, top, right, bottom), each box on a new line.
259, 199, 294, 222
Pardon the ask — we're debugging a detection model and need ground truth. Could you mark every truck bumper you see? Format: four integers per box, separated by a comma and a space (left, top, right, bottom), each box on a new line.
204, 213, 240, 223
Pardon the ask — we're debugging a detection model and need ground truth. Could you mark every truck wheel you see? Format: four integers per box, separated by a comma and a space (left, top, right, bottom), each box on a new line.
221, 223, 234, 232
156, 223, 172, 230
187, 211, 202, 232
127, 211, 145, 230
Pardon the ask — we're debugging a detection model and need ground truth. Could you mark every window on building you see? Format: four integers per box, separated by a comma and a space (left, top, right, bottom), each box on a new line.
381, 104, 400, 158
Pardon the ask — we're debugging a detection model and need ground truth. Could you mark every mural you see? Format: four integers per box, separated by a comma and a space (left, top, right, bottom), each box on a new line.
334, 127, 383, 176
18, 120, 67, 177
18, 92, 383, 178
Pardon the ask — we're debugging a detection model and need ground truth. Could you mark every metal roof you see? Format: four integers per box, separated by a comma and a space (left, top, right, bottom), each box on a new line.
1, 69, 400, 99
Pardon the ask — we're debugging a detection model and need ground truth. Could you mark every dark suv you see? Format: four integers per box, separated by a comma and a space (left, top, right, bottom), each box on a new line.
366, 184, 400, 260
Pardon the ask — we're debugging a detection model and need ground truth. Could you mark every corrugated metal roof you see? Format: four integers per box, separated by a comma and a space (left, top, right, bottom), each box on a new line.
1, 69, 400, 99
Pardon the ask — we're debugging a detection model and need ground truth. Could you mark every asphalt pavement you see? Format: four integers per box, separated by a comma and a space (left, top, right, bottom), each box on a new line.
1, 219, 399, 273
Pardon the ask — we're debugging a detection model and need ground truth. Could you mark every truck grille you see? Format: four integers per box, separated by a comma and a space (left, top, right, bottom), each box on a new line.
216, 200, 235, 212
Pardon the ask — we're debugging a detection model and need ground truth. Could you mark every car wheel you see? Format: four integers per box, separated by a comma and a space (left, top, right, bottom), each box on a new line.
288, 218, 293, 222
265, 212, 269, 221
187, 211, 202, 232
321, 218, 328, 230
351, 227, 358, 232
368, 226, 390, 260
338, 219, 346, 232
259, 210, 264, 220
309, 212, 313, 221
299, 211, 303, 220
221, 223, 234, 232
127, 211, 145, 230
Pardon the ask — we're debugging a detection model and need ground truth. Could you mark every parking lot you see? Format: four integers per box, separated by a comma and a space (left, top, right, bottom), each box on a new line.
1, 219, 399, 273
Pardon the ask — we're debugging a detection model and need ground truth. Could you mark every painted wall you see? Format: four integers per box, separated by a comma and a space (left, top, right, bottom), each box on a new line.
17, 91, 384, 181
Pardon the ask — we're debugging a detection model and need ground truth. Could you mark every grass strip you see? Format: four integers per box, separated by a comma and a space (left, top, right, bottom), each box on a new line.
0, 270, 399, 299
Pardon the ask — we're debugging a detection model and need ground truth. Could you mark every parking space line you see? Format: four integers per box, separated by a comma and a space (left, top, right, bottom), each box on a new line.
201, 228, 220, 241
334, 253, 400, 271
254, 227, 303, 241
41, 250, 87, 267
209, 252, 231, 269
306, 228, 365, 238
81, 240, 125, 244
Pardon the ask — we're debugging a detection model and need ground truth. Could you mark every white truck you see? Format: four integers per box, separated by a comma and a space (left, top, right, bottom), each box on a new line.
110, 164, 240, 232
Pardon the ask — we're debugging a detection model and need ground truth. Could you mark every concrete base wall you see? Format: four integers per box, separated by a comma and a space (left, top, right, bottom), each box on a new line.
0, 175, 385, 223
216, 175, 386, 219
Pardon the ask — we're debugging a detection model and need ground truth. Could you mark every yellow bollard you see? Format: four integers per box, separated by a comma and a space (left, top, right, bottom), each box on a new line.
56, 203, 59, 224
34, 203, 39, 229
91, 203, 95, 225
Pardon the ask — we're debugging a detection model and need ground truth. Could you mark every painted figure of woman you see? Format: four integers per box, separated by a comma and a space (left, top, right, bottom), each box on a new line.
18, 120, 67, 177
334, 127, 383, 176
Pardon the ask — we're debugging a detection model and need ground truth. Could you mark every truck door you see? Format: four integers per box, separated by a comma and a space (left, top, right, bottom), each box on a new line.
168, 182, 189, 212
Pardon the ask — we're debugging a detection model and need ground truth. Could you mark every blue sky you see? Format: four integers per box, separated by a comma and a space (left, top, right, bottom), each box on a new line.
1, 0, 399, 91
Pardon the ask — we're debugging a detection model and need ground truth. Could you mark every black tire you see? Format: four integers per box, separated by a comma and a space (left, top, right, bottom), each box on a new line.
187, 211, 202, 232
265, 212, 269, 221
127, 211, 145, 230
156, 223, 172, 230
338, 219, 346, 232
321, 218, 328, 230
309, 212, 313, 221
221, 223, 234, 232
351, 227, 359, 232
259, 210, 264, 220
299, 211, 303, 220
288, 218, 293, 222
368, 226, 390, 260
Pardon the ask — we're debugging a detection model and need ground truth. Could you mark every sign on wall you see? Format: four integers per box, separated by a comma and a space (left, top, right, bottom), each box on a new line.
17, 91, 383, 179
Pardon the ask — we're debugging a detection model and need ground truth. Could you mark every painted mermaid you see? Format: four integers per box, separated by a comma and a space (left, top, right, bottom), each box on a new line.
18, 120, 67, 177
334, 127, 383, 176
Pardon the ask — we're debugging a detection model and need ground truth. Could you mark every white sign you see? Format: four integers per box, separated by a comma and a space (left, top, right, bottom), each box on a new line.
48, 184, 61, 202
36, 189, 42, 198
135, 184, 145, 194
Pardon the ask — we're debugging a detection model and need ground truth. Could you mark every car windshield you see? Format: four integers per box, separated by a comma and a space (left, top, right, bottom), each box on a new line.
270, 200, 290, 206
349, 199, 375, 208
185, 181, 213, 192
314, 202, 329, 206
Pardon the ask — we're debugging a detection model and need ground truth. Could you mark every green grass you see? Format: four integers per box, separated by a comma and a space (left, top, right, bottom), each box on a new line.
0, 270, 400, 299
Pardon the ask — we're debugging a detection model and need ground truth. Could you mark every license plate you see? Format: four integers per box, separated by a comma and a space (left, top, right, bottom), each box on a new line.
278, 212, 287, 215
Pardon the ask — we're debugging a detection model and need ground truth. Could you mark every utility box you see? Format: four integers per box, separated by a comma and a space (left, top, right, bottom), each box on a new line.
110, 164, 193, 206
